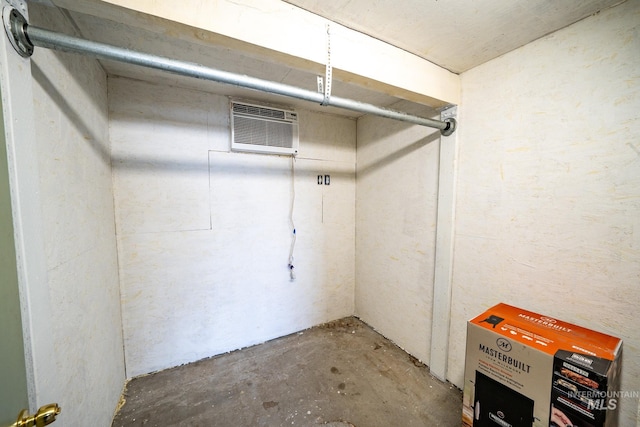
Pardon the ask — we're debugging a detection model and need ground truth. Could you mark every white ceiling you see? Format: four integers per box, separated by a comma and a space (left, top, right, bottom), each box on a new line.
42, 0, 625, 116
282, 0, 625, 73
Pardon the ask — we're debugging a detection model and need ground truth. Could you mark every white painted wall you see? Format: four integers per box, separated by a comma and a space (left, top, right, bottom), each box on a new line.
448, 1, 640, 425
355, 101, 441, 363
27, 4, 125, 426
109, 78, 356, 377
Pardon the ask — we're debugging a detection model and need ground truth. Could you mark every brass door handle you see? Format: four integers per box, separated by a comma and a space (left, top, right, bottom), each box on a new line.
11, 403, 61, 427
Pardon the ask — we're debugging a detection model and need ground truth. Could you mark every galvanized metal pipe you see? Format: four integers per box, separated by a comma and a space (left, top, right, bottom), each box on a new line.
23, 23, 455, 134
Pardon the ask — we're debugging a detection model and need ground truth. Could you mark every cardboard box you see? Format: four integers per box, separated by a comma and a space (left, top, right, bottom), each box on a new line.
462, 303, 622, 427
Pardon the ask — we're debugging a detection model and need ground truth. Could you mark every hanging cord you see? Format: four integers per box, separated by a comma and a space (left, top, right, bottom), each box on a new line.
288, 155, 297, 281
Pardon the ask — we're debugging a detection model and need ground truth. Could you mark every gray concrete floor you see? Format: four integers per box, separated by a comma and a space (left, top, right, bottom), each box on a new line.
112, 317, 462, 426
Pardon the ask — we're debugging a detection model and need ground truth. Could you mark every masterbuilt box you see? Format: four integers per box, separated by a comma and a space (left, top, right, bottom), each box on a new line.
462, 303, 622, 427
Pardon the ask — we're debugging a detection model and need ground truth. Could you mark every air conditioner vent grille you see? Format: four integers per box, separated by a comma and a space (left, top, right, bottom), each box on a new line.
231, 101, 299, 155
232, 103, 286, 120
234, 116, 293, 148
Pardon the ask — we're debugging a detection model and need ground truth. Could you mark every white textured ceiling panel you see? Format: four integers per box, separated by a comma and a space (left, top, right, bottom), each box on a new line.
283, 0, 625, 73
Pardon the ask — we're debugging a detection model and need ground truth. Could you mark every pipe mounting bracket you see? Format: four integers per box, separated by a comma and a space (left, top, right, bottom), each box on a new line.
440, 117, 456, 137
3, 6, 33, 58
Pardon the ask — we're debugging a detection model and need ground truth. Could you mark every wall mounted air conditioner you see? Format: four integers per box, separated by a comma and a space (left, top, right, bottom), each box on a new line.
230, 100, 299, 155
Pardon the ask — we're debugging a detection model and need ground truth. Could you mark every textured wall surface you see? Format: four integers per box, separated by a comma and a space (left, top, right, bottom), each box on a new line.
355, 101, 441, 363
449, 2, 640, 425
110, 78, 356, 377
29, 4, 125, 426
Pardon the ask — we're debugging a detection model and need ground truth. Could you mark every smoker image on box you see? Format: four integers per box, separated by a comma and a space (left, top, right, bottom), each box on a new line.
478, 315, 505, 329
474, 371, 535, 427
548, 350, 619, 427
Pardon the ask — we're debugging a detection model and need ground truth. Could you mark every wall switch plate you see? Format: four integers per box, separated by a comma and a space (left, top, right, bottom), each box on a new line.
324, 175, 330, 185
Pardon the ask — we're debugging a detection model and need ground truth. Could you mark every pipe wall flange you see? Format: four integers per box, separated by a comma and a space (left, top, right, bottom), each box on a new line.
440, 117, 457, 136
3, 7, 33, 58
